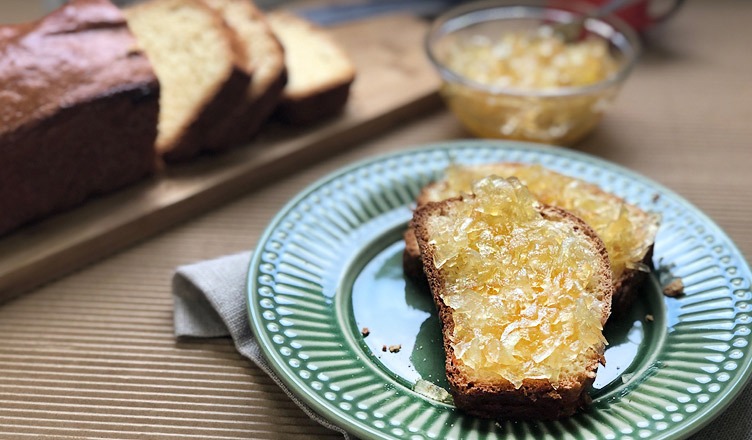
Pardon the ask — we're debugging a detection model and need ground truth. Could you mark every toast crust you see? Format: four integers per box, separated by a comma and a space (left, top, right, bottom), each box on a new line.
402, 227, 426, 284
412, 199, 613, 420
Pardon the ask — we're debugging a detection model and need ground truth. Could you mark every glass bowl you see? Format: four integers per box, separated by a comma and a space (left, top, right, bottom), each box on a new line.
426, 0, 640, 146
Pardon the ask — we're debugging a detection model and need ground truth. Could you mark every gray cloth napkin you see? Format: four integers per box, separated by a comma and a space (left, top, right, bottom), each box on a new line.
172, 251, 351, 439
173, 253, 752, 440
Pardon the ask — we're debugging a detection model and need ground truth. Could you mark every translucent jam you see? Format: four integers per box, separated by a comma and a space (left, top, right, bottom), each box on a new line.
428, 177, 607, 387
445, 28, 619, 91
438, 27, 621, 144
425, 164, 660, 283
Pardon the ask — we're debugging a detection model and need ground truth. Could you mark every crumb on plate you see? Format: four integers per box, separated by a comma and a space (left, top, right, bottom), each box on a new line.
663, 278, 685, 297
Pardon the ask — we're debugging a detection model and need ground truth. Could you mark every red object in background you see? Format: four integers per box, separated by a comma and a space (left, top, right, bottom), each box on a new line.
581, 0, 685, 31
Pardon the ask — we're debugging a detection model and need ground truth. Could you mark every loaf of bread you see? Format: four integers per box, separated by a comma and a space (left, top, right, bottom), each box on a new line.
267, 11, 355, 124
412, 176, 613, 420
125, 0, 252, 161
405, 163, 659, 314
0, 0, 159, 236
202, 0, 287, 149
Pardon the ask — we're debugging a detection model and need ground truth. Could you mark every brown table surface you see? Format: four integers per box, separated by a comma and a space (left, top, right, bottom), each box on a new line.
2, 1, 752, 439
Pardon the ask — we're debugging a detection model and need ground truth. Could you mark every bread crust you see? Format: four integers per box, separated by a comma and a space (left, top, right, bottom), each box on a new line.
274, 81, 353, 124
402, 227, 426, 284
611, 244, 654, 314
0, 0, 159, 236
411, 199, 613, 420
201, 0, 288, 150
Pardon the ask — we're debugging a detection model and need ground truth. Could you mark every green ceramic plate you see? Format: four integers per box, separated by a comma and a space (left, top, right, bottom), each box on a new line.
248, 141, 752, 440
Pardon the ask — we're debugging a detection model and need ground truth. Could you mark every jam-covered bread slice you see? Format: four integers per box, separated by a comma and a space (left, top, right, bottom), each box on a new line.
406, 163, 659, 314
411, 176, 613, 420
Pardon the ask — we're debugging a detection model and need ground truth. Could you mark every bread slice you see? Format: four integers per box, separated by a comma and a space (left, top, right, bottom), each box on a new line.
267, 11, 355, 124
411, 176, 613, 420
405, 163, 659, 314
125, 0, 252, 161
201, 0, 287, 149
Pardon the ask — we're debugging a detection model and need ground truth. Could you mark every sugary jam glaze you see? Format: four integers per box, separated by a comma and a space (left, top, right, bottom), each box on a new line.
444, 27, 619, 91
426, 177, 609, 387
437, 27, 622, 144
422, 164, 660, 284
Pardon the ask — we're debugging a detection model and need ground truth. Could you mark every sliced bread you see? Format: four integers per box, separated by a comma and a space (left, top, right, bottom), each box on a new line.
405, 163, 660, 314
125, 0, 251, 161
412, 176, 613, 420
201, 0, 287, 149
267, 11, 355, 124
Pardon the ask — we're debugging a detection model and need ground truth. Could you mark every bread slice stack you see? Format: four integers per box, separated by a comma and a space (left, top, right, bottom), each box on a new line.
405, 163, 660, 315
125, 0, 355, 162
412, 176, 613, 420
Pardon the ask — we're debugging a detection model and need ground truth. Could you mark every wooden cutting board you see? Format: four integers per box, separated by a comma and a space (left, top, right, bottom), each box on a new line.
0, 13, 442, 303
